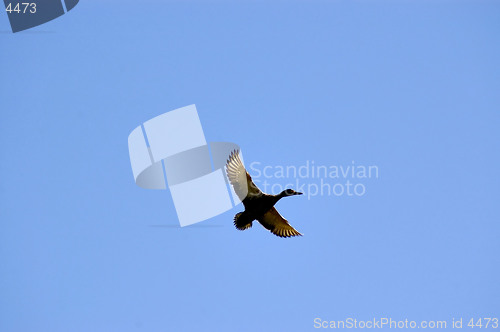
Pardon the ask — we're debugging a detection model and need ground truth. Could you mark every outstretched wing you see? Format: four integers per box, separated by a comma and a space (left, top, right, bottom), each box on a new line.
226, 150, 262, 201
257, 207, 302, 238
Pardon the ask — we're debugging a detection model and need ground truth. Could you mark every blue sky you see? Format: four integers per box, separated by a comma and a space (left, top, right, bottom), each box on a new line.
1, 1, 499, 331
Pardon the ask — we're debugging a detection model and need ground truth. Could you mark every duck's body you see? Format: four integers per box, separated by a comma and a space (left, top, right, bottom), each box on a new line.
234, 194, 280, 228
243, 193, 280, 217
226, 150, 303, 238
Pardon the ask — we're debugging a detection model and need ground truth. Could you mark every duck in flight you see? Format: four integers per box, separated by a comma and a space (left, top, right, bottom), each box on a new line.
225, 150, 303, 238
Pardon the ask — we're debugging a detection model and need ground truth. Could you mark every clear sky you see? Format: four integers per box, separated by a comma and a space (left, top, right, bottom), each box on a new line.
1, 1, 499, 331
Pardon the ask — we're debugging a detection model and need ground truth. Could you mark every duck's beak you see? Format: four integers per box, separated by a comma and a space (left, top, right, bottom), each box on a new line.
296, 192, 303, 195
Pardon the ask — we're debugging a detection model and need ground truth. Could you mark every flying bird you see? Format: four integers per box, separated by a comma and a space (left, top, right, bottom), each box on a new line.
225, 150, 303, 238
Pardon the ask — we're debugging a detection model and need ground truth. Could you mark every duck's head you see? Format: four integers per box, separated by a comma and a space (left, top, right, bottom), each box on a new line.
281, 189, 303, 197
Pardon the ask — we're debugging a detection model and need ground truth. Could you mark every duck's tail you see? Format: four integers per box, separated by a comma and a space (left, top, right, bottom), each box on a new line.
234, 212, 253, 231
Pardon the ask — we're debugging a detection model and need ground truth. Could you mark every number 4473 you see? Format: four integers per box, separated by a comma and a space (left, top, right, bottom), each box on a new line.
5, 3, 37, 14
468, 318, 499, 328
